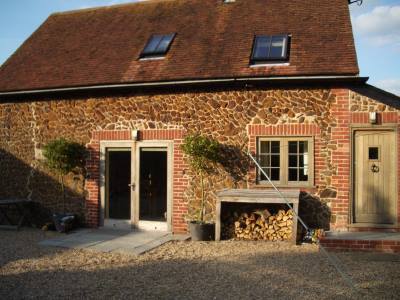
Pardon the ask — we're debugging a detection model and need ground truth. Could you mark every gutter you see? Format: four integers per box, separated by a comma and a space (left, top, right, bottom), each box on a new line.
0, 75, 368, 96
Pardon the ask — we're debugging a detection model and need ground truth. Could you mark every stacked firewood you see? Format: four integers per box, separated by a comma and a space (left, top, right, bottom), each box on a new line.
226, 209, 294, 241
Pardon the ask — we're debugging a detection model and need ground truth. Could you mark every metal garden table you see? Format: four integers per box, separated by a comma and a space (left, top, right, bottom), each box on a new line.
0, 199, 31, 230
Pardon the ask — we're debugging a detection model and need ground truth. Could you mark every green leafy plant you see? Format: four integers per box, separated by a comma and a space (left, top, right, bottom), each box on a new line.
181, 134, 220, 223
42, 138, 87, 213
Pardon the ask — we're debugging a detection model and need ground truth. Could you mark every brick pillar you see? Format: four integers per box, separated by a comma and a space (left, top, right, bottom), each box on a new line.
85, 141, 100, 227
172, 138, 189, 233
330, 89, 351, 230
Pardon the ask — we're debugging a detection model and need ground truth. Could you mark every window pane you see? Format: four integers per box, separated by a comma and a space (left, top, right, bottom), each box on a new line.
289, 141, 297, 154
270, 36, 285, 58
260, 170, 266, 181
156, 34, 174, 53
299, 154, 304, 167
288, 168, 298, 181
142, 33, 175, 57
253, 36, 270, 59
260, 141, 269, 154
252, 35, 289, 61
369, 147, 379, 160
299, 168, 308, 181
259, 167, 280, 181
300, 141, 308, 169
260, 154, 270, 167
289, 154, 297, 167
258, 141, 280, 182
300, 154, 309, 169
271, 154, 280, 167
271, 141, 280, 153
299, 141, 308, 154
142, 35, 163, 54
270, 168, 280, 181
260, 168, 270, 181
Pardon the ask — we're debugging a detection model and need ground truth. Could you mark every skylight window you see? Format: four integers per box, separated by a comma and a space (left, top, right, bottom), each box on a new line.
140, 33, 176, 58
251, 35, 289, 63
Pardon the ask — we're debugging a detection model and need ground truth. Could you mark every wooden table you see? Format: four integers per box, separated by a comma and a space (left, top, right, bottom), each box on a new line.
0, 199, 31, 230
215, 189, 300, 243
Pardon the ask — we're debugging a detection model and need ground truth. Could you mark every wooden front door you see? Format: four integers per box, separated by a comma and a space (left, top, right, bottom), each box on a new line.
354, 130, 396, 224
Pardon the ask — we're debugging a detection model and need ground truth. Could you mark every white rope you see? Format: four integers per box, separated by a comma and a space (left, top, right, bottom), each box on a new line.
247, 151, 361, 294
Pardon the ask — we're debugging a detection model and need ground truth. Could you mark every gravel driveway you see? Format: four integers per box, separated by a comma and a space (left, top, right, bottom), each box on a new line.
1, 228, 399, 299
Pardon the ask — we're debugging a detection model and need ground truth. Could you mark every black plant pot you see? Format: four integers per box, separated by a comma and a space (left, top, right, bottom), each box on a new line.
53, 213, 76, 233
189, 221, 215, 241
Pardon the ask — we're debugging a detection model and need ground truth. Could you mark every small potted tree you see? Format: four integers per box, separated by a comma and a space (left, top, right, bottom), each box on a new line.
181, 134, 220, 241
43, 138, 87, 232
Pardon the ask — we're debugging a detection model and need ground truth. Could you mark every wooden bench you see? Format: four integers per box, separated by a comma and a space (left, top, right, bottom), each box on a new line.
0, 199, 31, 230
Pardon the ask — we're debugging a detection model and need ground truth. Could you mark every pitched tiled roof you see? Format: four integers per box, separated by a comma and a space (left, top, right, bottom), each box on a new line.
0, 0, 359, 92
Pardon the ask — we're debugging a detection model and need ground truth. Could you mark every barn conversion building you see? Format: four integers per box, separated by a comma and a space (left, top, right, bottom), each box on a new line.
0, 0, 399, 240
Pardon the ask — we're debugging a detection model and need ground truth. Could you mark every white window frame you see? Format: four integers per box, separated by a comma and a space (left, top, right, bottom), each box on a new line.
257, 137, 314, 187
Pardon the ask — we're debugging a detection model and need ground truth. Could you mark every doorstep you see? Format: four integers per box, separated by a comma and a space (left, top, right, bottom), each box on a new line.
320, 231, 400, 253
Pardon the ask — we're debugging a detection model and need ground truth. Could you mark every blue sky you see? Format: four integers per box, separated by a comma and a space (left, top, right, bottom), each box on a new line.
0, 0, 399, 95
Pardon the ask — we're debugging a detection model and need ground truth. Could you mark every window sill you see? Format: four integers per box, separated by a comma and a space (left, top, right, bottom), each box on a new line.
249, 62, 290, 68
139, 56, 165, 61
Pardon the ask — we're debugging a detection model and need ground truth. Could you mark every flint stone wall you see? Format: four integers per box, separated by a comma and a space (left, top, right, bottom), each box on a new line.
0, 87, 398, 230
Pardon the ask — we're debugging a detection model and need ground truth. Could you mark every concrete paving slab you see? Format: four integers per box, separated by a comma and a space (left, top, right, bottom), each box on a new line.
38, 239, 68, 247
39, 228, 188, 254
173, 234, 190, 241
115, 233, 172, 255
39, 231, 123, 249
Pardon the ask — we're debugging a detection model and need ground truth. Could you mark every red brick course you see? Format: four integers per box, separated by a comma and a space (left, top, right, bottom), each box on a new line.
351, 112, 398, 124
320, 238, 400, 253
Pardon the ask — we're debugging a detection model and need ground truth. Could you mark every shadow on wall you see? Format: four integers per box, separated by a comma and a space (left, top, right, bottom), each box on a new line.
0, 148, 86, 227
185, 142, 252, 222
358, 184, 396, 225
218, 144, 251, 184
217, 144, 332, 233
299, 191, 331, 231
186, 142, 333, 232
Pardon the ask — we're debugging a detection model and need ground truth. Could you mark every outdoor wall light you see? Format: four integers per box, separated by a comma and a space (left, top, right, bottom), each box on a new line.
369, 112, 377, 124
132, 129, 139, 141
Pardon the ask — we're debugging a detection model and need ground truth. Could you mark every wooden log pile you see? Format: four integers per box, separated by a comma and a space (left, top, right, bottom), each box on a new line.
223, 208, 294, 241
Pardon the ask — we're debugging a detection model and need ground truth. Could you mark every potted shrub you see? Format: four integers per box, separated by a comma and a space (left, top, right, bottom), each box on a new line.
42, 138, 87, 232
181, 134, 220, 241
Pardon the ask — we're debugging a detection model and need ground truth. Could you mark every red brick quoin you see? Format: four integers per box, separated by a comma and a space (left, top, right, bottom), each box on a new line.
85, 129, 188, 233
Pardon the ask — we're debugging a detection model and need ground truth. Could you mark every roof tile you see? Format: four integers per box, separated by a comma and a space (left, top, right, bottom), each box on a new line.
0, 0, 359, 92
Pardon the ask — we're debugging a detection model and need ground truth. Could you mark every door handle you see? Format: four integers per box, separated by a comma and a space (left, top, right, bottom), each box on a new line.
371, 164, 379, 173
128, 183, 136, 191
